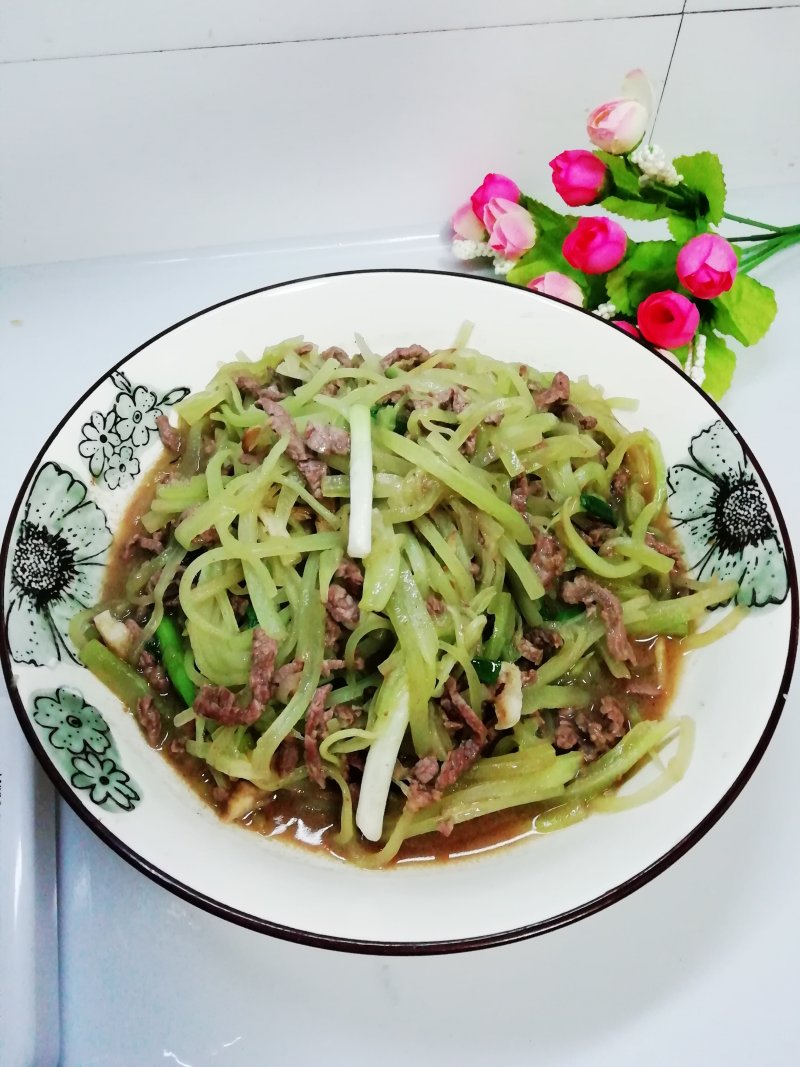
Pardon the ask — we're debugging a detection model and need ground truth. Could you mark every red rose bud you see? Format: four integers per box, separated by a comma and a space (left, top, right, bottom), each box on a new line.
562, 217, 627, 275
612, 320, 641, 338
637, 290, 700, 349
549, 150, 608, 207
470, 173, 521, 229
676, 233, 738, 300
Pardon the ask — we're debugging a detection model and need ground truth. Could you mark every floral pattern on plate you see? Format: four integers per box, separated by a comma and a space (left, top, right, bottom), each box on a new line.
667, 420, 789, 607
6, 461, 112, 666
32, 687, 141, 812
78, 370, 188, 489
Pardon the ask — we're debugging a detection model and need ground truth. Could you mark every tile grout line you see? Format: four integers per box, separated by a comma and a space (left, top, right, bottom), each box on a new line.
0, 10, 685, 66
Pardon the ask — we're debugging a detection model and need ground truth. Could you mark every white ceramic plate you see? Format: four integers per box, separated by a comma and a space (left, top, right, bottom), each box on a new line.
2, 270, 796, 953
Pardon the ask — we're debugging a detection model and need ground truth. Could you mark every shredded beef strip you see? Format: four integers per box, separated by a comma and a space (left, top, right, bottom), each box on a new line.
136, 696, 163, 748
258, 397, 307, 463
192, 628, 277, 726
530, 531, 567, 591
249, 629, 278, 706
335, 558, 364, 595
644, 532, 682, 563
442, 677, 487, 744
554, 714, 580, 753
191, 527, 220, 549
380, 344, 430, 370
273, 659, 303, 700
611, 466, 630, 497
258, 383, 287, 402
194, 685, 262, 726
297, 459, 328, 499
461, 429, 478, 457
272, 736, 300, 778
484, 411, 504, 426
234, 374, 262, 398
324, 613, 342, 650
407, 781, 442, 812
229, 594, 250, 621
578, 520, 615, 551
327, 584, 360, 629
123, 528, 165, 561
533, 371, 570, 411
156, 414, 182, 455
560, 403, 597, 430
304, 422, 351, 456
517, 627, 564, 668
510, 474, 531, 515
330, 704, 360, 728
303, 684, 334, 788
575, 696, 628, 760
426, 594, 446, 617
320, 346, 353, 367
561, 574, 636, 664
410, 755, 440, 785
138, 650, 169, 695
432, 387, 467, 413
436, 739, 481, 790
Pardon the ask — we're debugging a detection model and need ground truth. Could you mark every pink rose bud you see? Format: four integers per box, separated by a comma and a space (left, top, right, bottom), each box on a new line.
470, 173, 521, 227
586, 98, 648, 155
527, 271, 584, 307
549, 150, 608, 207
676, 233, 738, 300
484, 198, 537, 260
562, 217, 627, 274
612, 320, 641, 339
451, 201, 486, 241
637, 290, 700, 349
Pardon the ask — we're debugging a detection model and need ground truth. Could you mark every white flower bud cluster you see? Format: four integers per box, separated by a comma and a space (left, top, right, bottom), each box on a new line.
688, 332, 707, 384
593, 301, 617, 320
493, 257, 516, 276
629, 143, 683, 188
451, 239, 493, 261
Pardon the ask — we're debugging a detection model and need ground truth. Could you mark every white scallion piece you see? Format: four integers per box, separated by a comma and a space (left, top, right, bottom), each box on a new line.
347, 404, 373, 558
93, 610, 132, 659
356, 671, 409, 842
495, 662, 523, 730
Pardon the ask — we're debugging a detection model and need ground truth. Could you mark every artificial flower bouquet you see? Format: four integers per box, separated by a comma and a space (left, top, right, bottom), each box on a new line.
451, 71, 799, 398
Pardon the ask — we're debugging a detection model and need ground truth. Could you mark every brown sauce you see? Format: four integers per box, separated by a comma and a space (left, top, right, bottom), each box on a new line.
103, 451, 686, 866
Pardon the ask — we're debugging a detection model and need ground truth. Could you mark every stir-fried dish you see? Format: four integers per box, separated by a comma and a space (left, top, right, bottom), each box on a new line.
75, 331, 737, 865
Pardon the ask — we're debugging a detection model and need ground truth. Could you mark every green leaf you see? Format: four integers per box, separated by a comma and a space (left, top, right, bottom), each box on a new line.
518, 195, 576, 242
507, 227, 582, 287
594, 151, 642, 198
602, 195, 671, 222
700, 330, 737, 400
668, 214, 711, 242
605, 241, 679, 315
710, 273, 777, 347
580, 493, 615, 525
471, 657, 503, 684
673, 152, 726, 225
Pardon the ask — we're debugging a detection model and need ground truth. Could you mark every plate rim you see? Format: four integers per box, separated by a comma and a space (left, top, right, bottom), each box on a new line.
2, 266, 797, 955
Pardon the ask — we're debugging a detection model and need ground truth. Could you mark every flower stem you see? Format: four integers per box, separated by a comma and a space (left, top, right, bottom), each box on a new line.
723, 210, 800, 234
739, 231, 800, 274
727, 229, 800, 243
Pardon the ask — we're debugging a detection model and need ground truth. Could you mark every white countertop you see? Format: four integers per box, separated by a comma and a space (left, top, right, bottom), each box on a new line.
2, 213, 799, 1066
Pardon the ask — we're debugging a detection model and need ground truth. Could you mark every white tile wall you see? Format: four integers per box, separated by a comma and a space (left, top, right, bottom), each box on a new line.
0, 1, 682, 63
653, 7, 800, 193
0, 16, 680, 266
